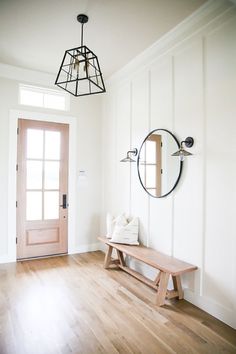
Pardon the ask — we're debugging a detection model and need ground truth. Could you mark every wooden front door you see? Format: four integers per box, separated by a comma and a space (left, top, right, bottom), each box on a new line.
17, 119, 69, 259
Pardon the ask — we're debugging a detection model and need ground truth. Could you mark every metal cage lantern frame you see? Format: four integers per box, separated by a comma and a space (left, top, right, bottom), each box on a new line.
55, 14, 106, 97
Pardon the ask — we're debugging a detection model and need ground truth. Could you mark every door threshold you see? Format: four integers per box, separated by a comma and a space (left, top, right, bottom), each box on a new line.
17, 253, 68, 261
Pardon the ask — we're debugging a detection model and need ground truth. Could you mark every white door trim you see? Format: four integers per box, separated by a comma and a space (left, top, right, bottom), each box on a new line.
8, 109, 77, 262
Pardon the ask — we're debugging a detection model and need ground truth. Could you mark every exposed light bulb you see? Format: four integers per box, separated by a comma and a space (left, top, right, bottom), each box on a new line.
73, 58, 80, 72
84, 59, 89, 72
179, 154, 185, 162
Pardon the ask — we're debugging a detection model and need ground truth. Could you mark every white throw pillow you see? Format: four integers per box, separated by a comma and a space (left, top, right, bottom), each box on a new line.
110, 216, 139, 245
106, 213, 115, 238
106, 213, 127, 238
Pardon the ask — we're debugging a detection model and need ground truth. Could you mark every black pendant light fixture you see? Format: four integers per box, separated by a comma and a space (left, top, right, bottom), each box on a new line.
55, 14, 106, 97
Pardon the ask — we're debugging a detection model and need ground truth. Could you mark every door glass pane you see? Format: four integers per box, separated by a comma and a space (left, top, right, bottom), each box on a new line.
44, 191, 59, 220
146, 140, 156, 164
26, 161, 43, 189
45, 131, 61, 160
146, 165, 156, 188
44, 161, 60, 189
26, 191, 42, 220
27, 129, 44, 159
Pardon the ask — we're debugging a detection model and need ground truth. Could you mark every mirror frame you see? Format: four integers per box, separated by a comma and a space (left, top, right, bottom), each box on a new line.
137, 128, 183, 198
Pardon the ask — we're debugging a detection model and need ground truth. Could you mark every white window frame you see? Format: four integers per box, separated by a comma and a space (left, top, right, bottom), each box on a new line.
19, 84, 70, 111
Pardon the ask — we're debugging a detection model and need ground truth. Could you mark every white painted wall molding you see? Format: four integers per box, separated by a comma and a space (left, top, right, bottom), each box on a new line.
0, 62, 55, 87
108, 0, 235, 86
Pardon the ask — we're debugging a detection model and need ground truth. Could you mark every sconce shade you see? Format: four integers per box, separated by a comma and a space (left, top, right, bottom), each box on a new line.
55, 14, 106, 97
120, 155, 136, 163
172, 148, 193, 161
120, 148, 138, 163
171, 137, 194, 161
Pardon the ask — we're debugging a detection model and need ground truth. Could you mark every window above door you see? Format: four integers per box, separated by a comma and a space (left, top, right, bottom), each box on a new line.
19, 84, 70, 111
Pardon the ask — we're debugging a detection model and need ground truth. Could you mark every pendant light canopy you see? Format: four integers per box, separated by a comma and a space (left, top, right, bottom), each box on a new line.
55, 14, 106, 97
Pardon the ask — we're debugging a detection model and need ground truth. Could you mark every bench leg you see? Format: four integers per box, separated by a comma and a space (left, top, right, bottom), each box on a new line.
117, 250, 125, 266
172, 275, 184, 300
156, 272, 169, 306
154, 271, 161, 286
104, 245, 113, 269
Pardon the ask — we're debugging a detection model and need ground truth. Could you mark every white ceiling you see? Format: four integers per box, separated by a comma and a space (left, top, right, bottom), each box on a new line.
0, 0, 207, 78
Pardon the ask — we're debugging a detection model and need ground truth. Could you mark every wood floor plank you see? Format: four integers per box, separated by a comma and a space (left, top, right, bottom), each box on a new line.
0, 251, 235, 354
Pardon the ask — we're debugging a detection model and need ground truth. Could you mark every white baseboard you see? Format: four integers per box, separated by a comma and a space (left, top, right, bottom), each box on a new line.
0, 243, 102, 264
69, 242, 102, 254
184, 289, 236, 329
0, 254, 15, 264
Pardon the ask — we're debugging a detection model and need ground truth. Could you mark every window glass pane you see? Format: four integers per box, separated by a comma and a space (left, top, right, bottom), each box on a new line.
139, 144, 146, 165
20, 89, 43, 107
146, 140, 156, 164
26, 192, 42, 220
145, 165, 156, 188
44, 161, 60, 189
45, 131, 61, 160
44, 192, 59, 220
27, 129, 44, 159
19, 85, 69, 111
44, 93, 66, 110
26, 161, 43, 189
139, 165, 145, 185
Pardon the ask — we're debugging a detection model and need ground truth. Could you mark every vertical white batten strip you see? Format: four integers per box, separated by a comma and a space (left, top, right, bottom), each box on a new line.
146, 70, 151, 248
200, 36, 207, 297
171, 55, 175, 257
129, 81, 133, 217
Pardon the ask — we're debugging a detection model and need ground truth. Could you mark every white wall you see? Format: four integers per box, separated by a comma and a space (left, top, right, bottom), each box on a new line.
0, 72, 102, 260
101, 0, 236, 328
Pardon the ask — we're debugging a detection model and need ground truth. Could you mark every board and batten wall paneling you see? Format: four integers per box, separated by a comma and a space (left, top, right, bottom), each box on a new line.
172, 38, 204, 295
102, 2, 236, 328
204, 16, 236, 312
130, 71, 150, 246
101, 90, 117, 228
173, 40, 204, 267
115, 83, 132, 215
149, 56, 174, 256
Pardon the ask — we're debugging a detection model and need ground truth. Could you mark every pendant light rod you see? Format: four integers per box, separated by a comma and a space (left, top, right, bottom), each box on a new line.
77, 14, 89, 47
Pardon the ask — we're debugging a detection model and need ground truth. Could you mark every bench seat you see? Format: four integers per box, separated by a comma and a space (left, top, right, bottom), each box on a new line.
98, 237, 197, 306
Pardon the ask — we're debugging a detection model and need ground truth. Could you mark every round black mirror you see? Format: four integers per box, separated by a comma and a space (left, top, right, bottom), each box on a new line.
137, 129, 182, 198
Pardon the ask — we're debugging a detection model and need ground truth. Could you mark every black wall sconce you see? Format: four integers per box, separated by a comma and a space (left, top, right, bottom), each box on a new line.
172, 137, 194, 161
120, 148, 138, 162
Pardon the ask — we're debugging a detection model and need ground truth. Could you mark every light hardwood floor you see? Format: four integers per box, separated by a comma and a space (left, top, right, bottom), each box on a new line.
0, 251, 235, 354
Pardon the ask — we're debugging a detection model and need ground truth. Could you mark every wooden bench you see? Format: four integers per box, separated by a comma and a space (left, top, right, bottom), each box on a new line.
98, 237, 197, 306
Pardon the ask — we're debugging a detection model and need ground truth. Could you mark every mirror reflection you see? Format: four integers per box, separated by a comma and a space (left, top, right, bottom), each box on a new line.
137, 129, 182, 198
